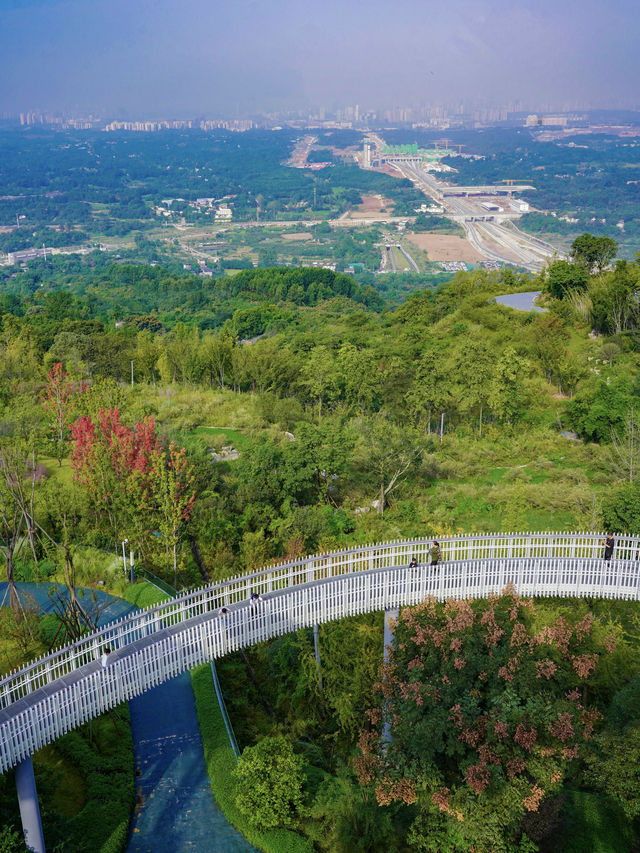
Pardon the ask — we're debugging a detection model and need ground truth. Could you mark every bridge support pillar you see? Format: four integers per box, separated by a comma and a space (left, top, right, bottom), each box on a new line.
383, 608, 399, 665
313, 624, 323, 691
382, 608, 399, 744
15, 755, 45, 853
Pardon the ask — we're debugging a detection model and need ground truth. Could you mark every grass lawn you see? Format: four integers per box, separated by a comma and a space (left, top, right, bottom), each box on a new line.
39, 455, 75, 487
560, 790, 632, 853
191, 426, 251, 451
120, 581, 171, 609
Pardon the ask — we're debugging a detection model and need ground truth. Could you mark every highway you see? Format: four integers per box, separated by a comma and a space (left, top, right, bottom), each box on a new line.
396, 242, 420, 272
385, 244, 397, 272
389, 160, 563, 271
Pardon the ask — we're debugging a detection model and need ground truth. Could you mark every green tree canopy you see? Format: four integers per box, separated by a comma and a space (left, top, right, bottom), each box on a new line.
234, 736, 307, 830
545, 261, 589, 300
570, 233, 618, 274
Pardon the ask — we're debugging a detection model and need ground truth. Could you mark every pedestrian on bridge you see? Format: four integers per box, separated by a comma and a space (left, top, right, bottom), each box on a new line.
409, 556, 418, 570
430, 541, 441, 567
602, 533, 615, 562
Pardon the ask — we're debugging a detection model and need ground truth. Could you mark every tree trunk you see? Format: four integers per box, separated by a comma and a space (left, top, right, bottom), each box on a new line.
378, 481, 385, 515
6, 553, 19, 615
189, 537, 209, 583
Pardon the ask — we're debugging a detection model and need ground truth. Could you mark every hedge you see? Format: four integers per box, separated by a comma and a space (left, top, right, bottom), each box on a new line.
190, 665, 312, 853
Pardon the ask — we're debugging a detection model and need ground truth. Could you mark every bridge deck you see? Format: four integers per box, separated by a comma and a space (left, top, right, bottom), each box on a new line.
1, 531, 638, 772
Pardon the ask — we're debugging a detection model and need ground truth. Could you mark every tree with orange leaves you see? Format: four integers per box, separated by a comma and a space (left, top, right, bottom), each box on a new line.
356, 590, 614, 852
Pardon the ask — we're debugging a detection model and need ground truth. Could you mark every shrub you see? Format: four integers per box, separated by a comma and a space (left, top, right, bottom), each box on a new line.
234, 736, 307, 830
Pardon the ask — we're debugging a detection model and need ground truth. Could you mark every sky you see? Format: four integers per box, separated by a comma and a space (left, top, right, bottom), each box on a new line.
0, 0, 638, 117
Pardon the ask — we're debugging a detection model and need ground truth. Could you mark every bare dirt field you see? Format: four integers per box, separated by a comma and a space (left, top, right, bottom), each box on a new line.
406, 233, 484, 262
281, 232, 313, 242
349, 194, 395, 219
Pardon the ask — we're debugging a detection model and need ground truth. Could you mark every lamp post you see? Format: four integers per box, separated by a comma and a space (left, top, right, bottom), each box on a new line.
122, 539, 128, 576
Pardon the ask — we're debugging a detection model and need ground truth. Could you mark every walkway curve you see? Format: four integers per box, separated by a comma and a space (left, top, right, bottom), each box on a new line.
0, 581, 256, 852
1, 531, 637, 772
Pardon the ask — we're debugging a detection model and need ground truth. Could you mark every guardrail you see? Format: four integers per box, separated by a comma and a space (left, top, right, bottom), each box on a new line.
0, 531, 633, 714
136, 566, 180, 600
0, 531, 637, 772
135, 566, 242, 759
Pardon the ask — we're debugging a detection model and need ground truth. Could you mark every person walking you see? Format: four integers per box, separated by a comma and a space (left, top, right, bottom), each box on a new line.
602, 533, 615, 562
409, 555, 418, 570
430, 541, 441, 567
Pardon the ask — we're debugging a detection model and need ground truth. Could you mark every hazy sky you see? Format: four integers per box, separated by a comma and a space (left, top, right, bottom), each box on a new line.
1, 0, 638, 116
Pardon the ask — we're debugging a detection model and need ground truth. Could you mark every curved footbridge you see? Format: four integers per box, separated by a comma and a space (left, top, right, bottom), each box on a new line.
3, 531, 640, 849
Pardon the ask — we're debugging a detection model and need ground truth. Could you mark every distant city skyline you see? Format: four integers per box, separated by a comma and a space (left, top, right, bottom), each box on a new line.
1, 0, 639, 118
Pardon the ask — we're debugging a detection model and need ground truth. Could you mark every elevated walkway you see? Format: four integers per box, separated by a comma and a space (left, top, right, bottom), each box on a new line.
0, 582, 255, 853
1, 531, 636, 774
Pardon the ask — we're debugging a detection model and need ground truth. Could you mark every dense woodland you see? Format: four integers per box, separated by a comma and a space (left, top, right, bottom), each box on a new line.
3, 235, 640, 851
0, 128, 424, 250
2, 125, 638, 261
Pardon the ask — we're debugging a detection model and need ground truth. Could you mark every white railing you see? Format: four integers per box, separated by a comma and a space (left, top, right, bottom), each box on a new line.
0, 531, 636, 772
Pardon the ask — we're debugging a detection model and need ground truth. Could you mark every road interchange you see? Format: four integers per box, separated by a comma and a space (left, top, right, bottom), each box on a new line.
388, 159, 563, 271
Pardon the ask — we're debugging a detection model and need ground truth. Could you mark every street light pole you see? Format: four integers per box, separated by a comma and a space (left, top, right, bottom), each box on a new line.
122, 539, 128, 576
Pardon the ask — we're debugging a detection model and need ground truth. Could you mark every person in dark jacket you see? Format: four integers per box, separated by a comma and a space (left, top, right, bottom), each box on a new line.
602, 533, 615, 562
430, 541, 441, 566
409, 556, 418, 569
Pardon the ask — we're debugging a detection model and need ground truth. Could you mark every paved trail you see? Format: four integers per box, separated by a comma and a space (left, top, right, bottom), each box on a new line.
1, 582, 256, 853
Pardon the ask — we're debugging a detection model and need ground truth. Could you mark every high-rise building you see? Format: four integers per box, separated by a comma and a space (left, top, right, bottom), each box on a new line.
363, 141, 372, 168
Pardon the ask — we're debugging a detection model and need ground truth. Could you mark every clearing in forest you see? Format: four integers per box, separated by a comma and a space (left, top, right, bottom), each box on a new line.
281, 232, 313, 241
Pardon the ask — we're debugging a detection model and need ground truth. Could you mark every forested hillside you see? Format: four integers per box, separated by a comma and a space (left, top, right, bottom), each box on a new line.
3, 244, 640, 851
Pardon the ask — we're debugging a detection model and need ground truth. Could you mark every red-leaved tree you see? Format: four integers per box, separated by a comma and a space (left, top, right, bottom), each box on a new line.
355, 588, 615, 851
70, 408, 161, 547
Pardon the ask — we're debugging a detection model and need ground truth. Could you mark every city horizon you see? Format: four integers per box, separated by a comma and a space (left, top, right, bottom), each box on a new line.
2, 0, 639, 119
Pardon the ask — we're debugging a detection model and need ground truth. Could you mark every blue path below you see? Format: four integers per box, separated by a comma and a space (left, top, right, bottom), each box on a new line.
0, 581, 134, 627
1, 582, 256, 853
127, 672, 255, 853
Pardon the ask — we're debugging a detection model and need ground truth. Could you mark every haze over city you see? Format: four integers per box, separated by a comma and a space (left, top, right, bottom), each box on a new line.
1, 0, 639, 118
